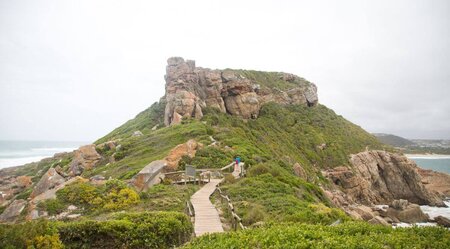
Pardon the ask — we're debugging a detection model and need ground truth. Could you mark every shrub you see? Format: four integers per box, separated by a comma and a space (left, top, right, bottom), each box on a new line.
243, 204, 266, 226
223, 174, 236, 184
15, 188, 32, 200
58, 212, 193, 249
56, 179, 140, 212
113, 151, 126, 161
182, 222, 450, 249
38, 199, 67, 215
247, 164, 270, 177
0, 219, 60, 249
31, 234, 64, 249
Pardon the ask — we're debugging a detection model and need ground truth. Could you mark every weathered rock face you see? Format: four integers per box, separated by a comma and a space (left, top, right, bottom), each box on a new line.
165, 139, 201, 170
131, 160, 167, 192
69, 144, 101, 176
163, 57, 318, 125
31, 168, 66, 198
0, 199, 27, 222
417, 168, 450, 198
325, 151, 445, 207
384, 200, 429, 223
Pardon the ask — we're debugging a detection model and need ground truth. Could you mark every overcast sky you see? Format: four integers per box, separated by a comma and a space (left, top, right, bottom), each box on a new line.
1, 0, 449, 142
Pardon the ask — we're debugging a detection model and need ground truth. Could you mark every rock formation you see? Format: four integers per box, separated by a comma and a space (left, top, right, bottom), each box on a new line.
325, 151, 445, 207
0, 199, 27, 222
30, 168, 66, 198
163, 57, 318, 126
132, 160, 167, 192
417, 168, 450, 198
164, 139, 201, 170
434, 216, 450, 227
69, 144, 102, 176
384, 199, 429, 223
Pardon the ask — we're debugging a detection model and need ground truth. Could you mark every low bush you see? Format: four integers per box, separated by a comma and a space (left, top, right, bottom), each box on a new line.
55, 179, 140, 213
58, 212, 192, 249
0, 219, 62, 249
182, 222, 450, 249
1, 212, 193, 249
38, 199, 67, 215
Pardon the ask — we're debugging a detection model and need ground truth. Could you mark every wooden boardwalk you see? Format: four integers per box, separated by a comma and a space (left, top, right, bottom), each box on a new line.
190, 163, 244, 236
190, 178, 224, 236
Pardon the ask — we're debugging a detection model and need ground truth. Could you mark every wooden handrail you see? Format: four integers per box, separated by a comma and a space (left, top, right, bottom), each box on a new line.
215, 187, 246, 231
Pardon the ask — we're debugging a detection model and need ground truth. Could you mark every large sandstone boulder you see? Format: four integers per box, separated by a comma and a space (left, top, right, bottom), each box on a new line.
162, 57, 319, 126
132, 160, 167, 191
385, 200, 429, 223
69, 144, 101, 176
0, 199, 27, 222
31, 168, 65, 198
165, 139, 201, 170
325, 151, 445, 207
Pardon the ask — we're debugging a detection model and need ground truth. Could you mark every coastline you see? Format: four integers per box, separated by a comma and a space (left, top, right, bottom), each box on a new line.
405, 154, 450, 159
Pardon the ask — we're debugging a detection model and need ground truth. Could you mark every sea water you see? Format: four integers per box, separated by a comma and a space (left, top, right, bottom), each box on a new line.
0, 140, 87, 169
408, 156, 450, 174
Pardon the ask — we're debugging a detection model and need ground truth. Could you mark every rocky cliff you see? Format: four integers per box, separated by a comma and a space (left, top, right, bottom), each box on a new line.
163, 57, 318, 125
325, 151, 445, 207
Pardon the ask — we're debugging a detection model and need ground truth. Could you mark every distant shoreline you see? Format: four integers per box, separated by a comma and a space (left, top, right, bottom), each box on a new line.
405, 154, 450, 159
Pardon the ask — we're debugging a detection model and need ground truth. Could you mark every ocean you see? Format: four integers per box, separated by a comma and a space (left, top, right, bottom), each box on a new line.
0, 140, 87, 169
407, 155, 450, 174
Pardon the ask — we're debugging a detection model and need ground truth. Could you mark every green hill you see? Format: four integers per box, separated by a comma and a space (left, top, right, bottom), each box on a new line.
1, 69, 447, 248
373, 133, 415, 147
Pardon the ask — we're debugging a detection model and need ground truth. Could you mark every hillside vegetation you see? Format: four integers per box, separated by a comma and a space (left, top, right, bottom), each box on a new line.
182, 222, 450, 249
2, 69, 445, 248
373, 133, 415, 147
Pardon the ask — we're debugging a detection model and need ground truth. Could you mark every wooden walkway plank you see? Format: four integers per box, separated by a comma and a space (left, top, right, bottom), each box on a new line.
190, 163, 244, 236
190, 178, 224, 236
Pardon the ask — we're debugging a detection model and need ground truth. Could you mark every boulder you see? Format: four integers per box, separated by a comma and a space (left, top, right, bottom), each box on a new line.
325, 151, 445, 207
31, 168, 65, 198
69, 144, 101, 176
368, 216, 390, 226
31, 177, 85, 203
165, 139, 201, 170
386, 203, 429, 223
434, 216, 450, 227
132, 160, 167, 191
352, 205, 376, 221
0, 199, 27, 222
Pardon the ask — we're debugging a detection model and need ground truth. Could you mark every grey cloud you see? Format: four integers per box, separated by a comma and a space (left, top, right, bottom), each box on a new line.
1, 0, 449, 141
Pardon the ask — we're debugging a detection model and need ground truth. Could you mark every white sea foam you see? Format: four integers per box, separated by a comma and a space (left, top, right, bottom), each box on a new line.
420, 201, 450, 219
31, 147, 76, 152
0, 156, 49, 169
405, 154, 450, 159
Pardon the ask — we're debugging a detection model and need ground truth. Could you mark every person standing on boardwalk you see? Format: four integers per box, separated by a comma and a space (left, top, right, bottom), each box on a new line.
235, 156, 241, 171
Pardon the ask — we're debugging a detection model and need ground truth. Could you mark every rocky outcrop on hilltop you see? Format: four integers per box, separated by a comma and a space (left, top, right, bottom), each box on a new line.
325, 151, 445, 207
163, 57, 318, 125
